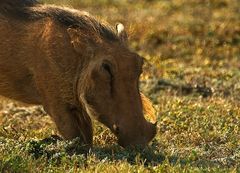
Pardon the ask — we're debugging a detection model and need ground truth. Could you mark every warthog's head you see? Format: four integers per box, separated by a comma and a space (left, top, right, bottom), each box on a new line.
68, 23, 157, 147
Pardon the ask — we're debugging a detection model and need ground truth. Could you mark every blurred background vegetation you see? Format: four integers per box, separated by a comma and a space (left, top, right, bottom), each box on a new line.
0, 0, 240, 172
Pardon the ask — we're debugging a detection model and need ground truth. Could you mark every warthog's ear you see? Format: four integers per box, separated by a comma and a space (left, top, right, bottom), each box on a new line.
67, 28, 94, 56
116, 23, 128, 45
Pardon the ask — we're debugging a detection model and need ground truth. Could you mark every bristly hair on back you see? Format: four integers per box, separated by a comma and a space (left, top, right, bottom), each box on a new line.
0, 0, 119, 42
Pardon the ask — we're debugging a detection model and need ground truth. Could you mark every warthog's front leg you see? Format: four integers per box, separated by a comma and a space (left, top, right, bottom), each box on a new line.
43, 101, 93, 146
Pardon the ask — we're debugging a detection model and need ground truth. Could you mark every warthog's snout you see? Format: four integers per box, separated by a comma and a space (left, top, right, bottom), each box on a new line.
117, 121, 157, 148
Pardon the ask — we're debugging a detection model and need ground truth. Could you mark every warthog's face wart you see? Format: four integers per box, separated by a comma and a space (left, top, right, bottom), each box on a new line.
69, 24, 157, 147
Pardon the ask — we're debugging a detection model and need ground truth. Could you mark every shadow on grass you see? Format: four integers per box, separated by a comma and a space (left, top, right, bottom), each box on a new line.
25, 138, 182, 168
91, 144, 237, 169
149, 79, 213, 98
90, 142, 165, 166
26, 136, 166, 166
25, 137, 237, 169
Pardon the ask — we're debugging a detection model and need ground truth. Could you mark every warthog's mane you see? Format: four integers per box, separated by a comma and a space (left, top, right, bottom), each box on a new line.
0, 0, 119, 42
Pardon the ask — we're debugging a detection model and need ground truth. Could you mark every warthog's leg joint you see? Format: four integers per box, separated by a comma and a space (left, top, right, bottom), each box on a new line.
44, 102, 93, 146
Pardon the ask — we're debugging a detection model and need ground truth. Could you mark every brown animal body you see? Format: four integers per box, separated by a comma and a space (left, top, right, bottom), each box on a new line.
0, 0, 156, 147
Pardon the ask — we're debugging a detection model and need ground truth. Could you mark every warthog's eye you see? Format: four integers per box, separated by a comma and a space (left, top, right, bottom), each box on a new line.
102, 62, 112, 77
101, 60, 114, 94
102, 60, 113, 75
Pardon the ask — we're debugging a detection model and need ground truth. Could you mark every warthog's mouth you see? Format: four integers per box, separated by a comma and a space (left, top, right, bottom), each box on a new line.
116, 122, 157, 148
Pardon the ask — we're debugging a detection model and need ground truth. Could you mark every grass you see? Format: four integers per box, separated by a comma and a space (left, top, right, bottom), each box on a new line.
0, 0, 240, 172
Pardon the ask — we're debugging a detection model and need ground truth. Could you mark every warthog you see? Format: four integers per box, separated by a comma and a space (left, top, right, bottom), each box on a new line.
0, 0, 156, 147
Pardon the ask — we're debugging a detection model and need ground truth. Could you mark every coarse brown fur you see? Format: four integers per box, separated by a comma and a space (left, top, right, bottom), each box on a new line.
0, 0, 156, 147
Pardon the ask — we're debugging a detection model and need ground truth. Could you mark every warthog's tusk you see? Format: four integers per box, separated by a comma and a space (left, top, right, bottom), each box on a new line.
140, 93, 157, 123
